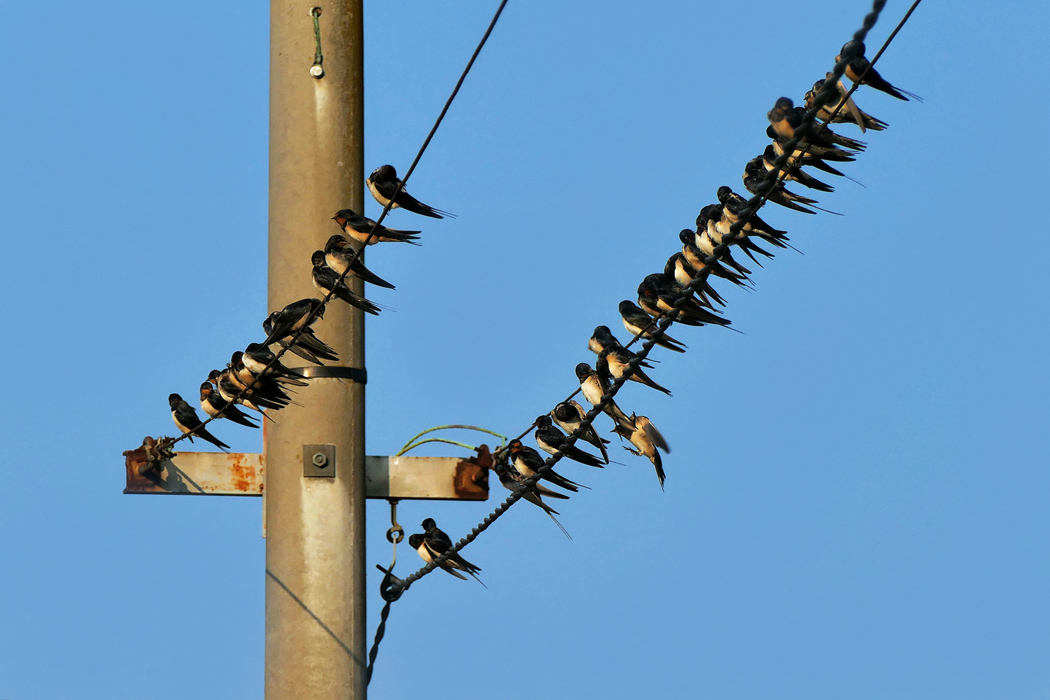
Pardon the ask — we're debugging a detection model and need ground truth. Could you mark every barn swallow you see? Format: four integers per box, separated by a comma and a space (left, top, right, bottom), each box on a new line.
575, 362, 634, 427
767, 97, 866, 152
597, 347, 672, 396
243, 342, 307, 384
665, 253, 727, 309
698, 204, 774, 268
169, 393, 229, 450
263, 312, 339, 364
806, 73, 887, 132
212, 367, 287, 412
262, 298, 327, 347
766, 125, 856, 163
310, 250, 383, 315
743, 157, 821, 214
761, 144, 834, 193
199, 381, 259, 429
229, 352, 300, 405
588, 326, 657, 367
534, 415, 605, 468
550, 400, 611, 464
613, 414, 670, 489
323, 236, 396, 289
332, 208, 421, 245
507, 439, 587, 492
619, 300, 687, 353
637, 273, 733, 329
232, 350, 307, 389
208, 369, 266, 414
714, 187, 793, 250
837, 40, 921, 102
367, 165, 456, 219
412, 518, 484, 585
493, 450, 571, 539
680, 229, 751, 287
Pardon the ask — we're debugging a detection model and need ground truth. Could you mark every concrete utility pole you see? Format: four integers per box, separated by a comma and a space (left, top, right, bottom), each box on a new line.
266, 1, 366, 697
121, 2, 491, 696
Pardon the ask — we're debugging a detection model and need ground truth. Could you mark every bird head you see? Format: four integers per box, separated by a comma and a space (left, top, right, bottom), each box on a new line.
331, 209, 355, 225
324, 234, 349, 252
370, 164, 396, 182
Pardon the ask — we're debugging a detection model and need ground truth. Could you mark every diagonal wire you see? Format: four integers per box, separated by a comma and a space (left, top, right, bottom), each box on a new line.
166, 0, 511, 448
394, 0, 922, 592
489, 0, 923, 458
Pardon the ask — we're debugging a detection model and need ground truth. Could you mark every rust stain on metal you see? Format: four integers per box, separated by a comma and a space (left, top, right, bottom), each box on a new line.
453, 444, 491, 500
123, 436, 178, 494
229, 453, 259, 493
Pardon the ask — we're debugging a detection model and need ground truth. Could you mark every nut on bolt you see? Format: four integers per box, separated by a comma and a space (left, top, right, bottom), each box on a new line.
312, 452, 329, 468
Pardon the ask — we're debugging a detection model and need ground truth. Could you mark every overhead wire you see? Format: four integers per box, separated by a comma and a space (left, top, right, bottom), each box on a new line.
165, 0, 511, 449
392, 0, 923, 593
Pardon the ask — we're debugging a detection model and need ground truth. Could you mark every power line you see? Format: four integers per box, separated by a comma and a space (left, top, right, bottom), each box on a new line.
165, 0, 512, 449
392, 0, 922, 593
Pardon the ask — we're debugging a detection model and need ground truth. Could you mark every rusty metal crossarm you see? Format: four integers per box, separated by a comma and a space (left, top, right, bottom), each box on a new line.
123, 442, 490, 500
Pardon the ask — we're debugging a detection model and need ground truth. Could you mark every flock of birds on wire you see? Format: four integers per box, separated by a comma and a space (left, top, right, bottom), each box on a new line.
161, 39, 916, 585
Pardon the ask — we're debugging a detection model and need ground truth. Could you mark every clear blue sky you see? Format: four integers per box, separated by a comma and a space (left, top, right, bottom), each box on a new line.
2, 1, 1049, 698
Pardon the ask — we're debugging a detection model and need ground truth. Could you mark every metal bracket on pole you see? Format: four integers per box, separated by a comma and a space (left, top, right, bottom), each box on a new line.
303, 444, 336, 478
124, 444, 492, 500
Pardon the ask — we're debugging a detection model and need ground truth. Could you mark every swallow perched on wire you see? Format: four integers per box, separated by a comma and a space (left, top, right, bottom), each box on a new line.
199, 381, 259, 429
637, 273, 733, 329
493, 449, 571, 539
263, 312, 338, 365
550, 400, 611, 464
323, 236, 396, 289
761, 144, 834, 193
597, 346, 672, 396
806, 73, 887, 132
507, 439, 587, 492
533, 415, 605, 468
619, 300, 687, 353
409, 518, 484, 585
680, 229, 751, 287
837, 40, 921, 102
767, 97, 866, 152
367, 165, 456, 219
714, 187, 794, 251
766, 125, 857, 167
310, 250, 382, 315
575, 362, 634, 427
696, 210, 761, 271
169, 393, 229, 450
228, 351, 301, 406
262, 298, 327, 348
743, 157, 825, 215
332, 208, 421, 245
613, 414, 670, 489
697, 205, 773, 269
664, 253, 728, 309
589, 326, 657, 367
208, 369, 260, 413
214, 361, 291, 411
243, 342, 307, 385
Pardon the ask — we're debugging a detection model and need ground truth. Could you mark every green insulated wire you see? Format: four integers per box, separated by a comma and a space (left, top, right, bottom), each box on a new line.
310, 7, 324, 78
395, 424, 508, 456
